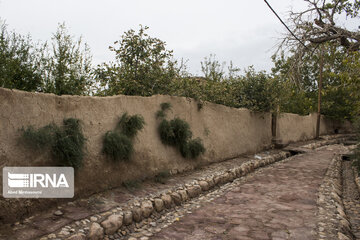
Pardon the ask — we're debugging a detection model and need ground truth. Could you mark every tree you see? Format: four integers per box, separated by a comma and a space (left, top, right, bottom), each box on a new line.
95, 25, 179, 96
272, 43, 359, 120
41, 23, 93, 95
0, 21, 43, 91
234, 66, 280, 112
200, 54, 226, 82
278, 0, 360, 84
284, 0, 360, 52
272, 54, 317, 115
275, 0, 360, 137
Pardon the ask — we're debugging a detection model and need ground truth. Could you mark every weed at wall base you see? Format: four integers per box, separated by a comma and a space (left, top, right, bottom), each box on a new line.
154, 170, 170, 184
122, 179, 142, 191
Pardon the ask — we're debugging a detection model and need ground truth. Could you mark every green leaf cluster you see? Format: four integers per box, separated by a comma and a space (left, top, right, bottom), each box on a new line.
116, 113, 145, 139
0, 21, 94, 95
157, 103, 205, 159
41, 23, 93, 95
272, 43, 360, 120
0, 21, 43, 91
102, 113, 145, 161
102, 131, 133, 162
2, 20, 358, 122
20, 118, 85, 169
95, 25, 179, 96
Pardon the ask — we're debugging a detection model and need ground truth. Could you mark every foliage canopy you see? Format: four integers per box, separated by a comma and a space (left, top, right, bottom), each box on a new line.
95, 25, 179, 96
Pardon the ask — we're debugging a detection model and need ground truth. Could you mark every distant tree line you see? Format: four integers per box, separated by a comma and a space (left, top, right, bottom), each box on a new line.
0, 16, 359, 121
0, 22, 93, 95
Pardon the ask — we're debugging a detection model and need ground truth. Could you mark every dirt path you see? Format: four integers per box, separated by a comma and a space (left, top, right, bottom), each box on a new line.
150, 146, 344, 240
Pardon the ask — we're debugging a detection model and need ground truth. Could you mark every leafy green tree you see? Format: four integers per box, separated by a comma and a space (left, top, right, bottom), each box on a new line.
41, 23, 93, 95
227, 61, 241, 81
0, 21, 43, 91
200, 54, 226, 82
272, 53, 318, 115
321, 46, 359, 120
278, 0, 360, 104
272, 43, 359, 120
343, 51, 360, 117
233, 67, 280, 112
169, 76, 238, 108
95, 25, 179, 96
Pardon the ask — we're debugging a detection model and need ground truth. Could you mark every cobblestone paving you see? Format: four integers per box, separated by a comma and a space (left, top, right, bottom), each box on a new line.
0, 136, 353, 240
0, 151, 263, 240
150, 146, 345, 240
342, 161, 360, 239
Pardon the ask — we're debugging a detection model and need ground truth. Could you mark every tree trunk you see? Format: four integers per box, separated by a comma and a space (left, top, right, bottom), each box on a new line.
316, 46, 324, 139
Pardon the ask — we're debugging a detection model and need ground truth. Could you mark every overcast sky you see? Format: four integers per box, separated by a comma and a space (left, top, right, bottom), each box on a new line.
0, 0, 308, 75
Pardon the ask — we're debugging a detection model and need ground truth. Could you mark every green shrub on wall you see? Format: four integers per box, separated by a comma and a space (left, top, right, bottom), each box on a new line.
20, 118, 85, 169
156, 102, 172, 119
21, 124, 57, 149
103, 131, 133, 161
117, 113, 145, 138
158, 118, 192, 146
157, 103, 205, 159
181, 138, 206, 159
103, 113, 145, 161
52, 118, 85, 169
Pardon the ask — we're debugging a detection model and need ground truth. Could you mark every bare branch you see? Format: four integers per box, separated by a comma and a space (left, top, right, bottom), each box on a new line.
273, 0, 360, 85
281, 0, 360, 52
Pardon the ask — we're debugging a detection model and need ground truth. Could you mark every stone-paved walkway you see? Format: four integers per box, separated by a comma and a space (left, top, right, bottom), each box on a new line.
0, 151, 277, 240
150, 146, 345, 240
0, 136, 353, 240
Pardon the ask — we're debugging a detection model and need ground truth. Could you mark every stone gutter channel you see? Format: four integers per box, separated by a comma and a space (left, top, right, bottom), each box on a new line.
316, 143, 358, 240
31, 134, 351, 240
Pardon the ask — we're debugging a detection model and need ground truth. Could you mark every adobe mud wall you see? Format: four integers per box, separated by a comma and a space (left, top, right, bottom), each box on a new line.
0, 87, 352, 223
277, 112, 353, 144
0, 88, 271, 201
